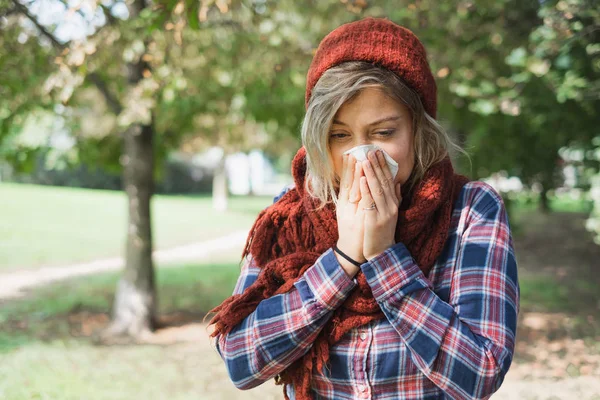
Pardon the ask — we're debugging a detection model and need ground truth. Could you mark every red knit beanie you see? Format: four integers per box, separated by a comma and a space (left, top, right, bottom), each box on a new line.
305, 17, 437, 118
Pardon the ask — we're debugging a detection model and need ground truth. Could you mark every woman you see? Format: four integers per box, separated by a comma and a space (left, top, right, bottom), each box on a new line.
209, 17, 519, 400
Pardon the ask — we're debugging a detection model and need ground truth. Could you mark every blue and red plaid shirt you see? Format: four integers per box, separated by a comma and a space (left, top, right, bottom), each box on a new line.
215, 181, 520, 399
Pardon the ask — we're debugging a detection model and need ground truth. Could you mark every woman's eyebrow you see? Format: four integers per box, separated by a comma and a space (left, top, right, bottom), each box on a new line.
332, 115, 402, 127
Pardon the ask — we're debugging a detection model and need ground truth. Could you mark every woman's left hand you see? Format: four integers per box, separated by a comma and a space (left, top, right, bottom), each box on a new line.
359, 150, 403, 260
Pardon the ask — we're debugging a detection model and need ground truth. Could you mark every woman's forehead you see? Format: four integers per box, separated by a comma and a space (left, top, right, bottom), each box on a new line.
333, 89, 409, 124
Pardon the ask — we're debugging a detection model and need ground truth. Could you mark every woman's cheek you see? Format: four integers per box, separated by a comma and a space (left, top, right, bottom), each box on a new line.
334, 158, 344, 182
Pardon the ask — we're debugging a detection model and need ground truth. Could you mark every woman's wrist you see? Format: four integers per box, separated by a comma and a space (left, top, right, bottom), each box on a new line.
364, 241, 396, 261
333, 250, 360, 278
333, 244, 363, 278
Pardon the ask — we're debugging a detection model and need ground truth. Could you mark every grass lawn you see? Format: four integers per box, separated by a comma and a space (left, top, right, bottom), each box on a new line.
0, 339, 285, 400
0, 254, 243, 353
509, 192, 593, 214
0, 255, 287, 400
0, 183, 275, 271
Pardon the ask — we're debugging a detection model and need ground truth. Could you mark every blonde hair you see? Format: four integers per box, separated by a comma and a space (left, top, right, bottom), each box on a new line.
301, 61, 469, 209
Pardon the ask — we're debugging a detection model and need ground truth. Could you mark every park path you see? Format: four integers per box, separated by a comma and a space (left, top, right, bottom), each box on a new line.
0, 230, 248, 300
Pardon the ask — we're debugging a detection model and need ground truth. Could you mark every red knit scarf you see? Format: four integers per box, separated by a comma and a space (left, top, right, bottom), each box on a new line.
209, 146, 470, 399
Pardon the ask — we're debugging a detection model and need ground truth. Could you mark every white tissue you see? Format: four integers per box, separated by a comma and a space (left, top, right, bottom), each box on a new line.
343, 144, 399, 178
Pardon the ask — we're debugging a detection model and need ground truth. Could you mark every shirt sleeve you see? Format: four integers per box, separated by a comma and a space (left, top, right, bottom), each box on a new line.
214, 185, 356, 390
360, 184, 519, 400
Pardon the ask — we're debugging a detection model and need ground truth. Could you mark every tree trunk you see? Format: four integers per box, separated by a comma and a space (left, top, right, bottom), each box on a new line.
540, 185, 551, 214
105, 122, 156, 339
213, 154, 228, 212
539, 171, 553, 214
103, 0, 156, 339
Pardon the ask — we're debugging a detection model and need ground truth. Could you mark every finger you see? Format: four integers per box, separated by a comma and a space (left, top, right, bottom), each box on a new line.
362, 158, 388, 210
338, 154, 353, 202
368, 150, 394, 201
349, 159, 363, 204
370, 150, 400, 208
375, 150, 394, 182
359, 176, 377, 214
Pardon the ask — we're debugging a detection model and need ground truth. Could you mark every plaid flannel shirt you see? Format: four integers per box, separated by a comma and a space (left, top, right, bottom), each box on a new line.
214, 181, 520, 400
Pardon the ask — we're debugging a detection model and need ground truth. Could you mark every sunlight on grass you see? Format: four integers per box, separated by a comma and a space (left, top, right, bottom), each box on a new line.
0, 255, 284, 399
0, 258, 242, 353
510, 191, 593, 214
0, 183, 274, 270
0, 338, 281, 400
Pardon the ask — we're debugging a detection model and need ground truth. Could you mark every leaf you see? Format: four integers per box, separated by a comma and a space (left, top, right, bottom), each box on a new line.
506, 47, 528, 67
186, 0, 201, 30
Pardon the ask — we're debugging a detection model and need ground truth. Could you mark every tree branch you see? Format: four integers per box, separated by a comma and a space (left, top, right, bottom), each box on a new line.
99, 4, 118, 26
87, 72, 123, 115
0, 6, 19, 18
205, 19, 243, 30
10, 0, 65, 50
11, 0, 124, 115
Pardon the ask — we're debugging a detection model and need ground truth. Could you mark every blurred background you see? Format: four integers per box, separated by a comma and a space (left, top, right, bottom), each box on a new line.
0, 0, 598, 399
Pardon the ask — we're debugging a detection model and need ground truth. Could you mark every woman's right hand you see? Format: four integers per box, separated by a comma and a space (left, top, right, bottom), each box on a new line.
335, 153, 366, 278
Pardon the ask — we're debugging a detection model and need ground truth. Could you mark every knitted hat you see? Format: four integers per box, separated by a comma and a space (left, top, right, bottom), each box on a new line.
305, 17, 437, 118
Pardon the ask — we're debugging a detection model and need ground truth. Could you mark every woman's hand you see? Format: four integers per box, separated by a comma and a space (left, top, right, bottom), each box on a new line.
335, 153, 366, 277
359, 150, 403, 260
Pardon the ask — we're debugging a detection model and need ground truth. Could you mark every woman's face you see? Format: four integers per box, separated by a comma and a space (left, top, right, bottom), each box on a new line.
328, 87, 415, 187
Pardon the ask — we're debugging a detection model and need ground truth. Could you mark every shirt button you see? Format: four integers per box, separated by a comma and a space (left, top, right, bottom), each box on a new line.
360, 332, 367, 341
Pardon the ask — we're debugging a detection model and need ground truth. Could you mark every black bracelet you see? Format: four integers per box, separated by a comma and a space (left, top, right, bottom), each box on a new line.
333, 245, 362, 268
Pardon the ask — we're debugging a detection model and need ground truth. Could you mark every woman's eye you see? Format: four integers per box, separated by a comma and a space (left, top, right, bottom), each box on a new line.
330, 133, 348, 139
376, 130, 395, 136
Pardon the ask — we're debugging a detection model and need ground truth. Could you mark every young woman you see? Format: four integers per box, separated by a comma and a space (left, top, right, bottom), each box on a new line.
209, 17, 519, 400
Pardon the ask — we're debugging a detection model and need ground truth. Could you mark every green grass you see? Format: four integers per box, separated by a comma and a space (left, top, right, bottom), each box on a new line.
0, 341, 226, 400
501, 191, 592, 238
0, 257, 262, 399
0, 183, 273, 271
519, 275, 598, 313
0, 256, 242, 353
509, 191, 593, 214
0, 336, 284, 400
518, 274, 600, 340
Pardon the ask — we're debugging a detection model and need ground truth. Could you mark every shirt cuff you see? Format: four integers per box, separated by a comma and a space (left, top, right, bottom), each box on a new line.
295, 248, 357, 311
360, 242, 431, 301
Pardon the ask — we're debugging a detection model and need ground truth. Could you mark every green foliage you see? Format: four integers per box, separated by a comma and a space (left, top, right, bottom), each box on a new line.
2, 0, 599, 242
0, 3, 56, 171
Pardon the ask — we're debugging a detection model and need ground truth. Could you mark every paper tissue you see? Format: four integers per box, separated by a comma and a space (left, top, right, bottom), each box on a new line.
343, 144, 398, 178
